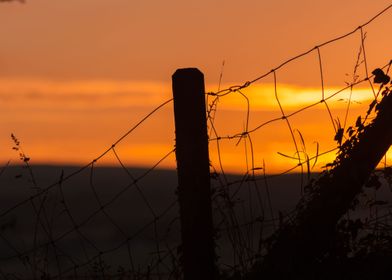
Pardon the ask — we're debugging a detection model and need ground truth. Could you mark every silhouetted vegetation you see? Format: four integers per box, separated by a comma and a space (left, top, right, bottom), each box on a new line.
245, 69, 392, 280
1, 2, 392, 278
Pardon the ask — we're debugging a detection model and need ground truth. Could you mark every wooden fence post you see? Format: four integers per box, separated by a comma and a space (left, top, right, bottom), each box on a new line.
172, 68, 216, 280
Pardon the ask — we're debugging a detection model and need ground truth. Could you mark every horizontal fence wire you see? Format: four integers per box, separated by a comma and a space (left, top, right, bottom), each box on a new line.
0, 3, 392, 279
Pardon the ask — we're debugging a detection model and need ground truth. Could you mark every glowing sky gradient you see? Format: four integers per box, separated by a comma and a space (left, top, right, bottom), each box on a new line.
1, 1, 392, 173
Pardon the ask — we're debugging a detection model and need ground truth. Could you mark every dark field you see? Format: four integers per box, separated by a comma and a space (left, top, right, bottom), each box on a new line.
0, 165, 391, 278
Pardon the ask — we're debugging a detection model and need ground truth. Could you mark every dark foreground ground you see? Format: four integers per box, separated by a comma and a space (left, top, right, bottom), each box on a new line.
0, 165, 391, 279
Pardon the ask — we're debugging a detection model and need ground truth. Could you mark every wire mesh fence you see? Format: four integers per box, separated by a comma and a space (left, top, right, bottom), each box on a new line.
206, 3, 392, 277
1, 99, 180, 279
0, 3, 392, 279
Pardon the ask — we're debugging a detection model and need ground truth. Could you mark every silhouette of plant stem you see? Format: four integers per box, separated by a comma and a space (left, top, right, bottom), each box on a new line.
11, 133, 37, 188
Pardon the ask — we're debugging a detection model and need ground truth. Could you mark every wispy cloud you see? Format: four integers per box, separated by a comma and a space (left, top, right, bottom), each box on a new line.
0, 79, 172, 109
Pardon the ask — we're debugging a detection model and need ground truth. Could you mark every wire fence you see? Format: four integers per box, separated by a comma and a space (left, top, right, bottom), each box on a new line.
1, 3, 392, 279
1, 101, 179, 279
206, 3, 392, 276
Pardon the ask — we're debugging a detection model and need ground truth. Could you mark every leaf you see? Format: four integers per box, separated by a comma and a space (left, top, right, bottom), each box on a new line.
334, 128, 344, 146
347, 126, 355, 137
355, 116, 362, 128
372, 68, 391, 84
333, 118, 344, 145
382, 75, 390, 84
367, 100, 377, 115
324, 163, 334, 168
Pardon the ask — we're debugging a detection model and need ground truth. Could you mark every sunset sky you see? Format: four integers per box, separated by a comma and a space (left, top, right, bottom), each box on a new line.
1, 0, 392, 174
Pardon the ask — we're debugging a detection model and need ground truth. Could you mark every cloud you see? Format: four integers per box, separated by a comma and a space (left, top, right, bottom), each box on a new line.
0, 79, 172, 109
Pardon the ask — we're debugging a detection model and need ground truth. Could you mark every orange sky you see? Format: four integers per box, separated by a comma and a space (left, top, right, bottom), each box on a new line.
1, 1, 392, 174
